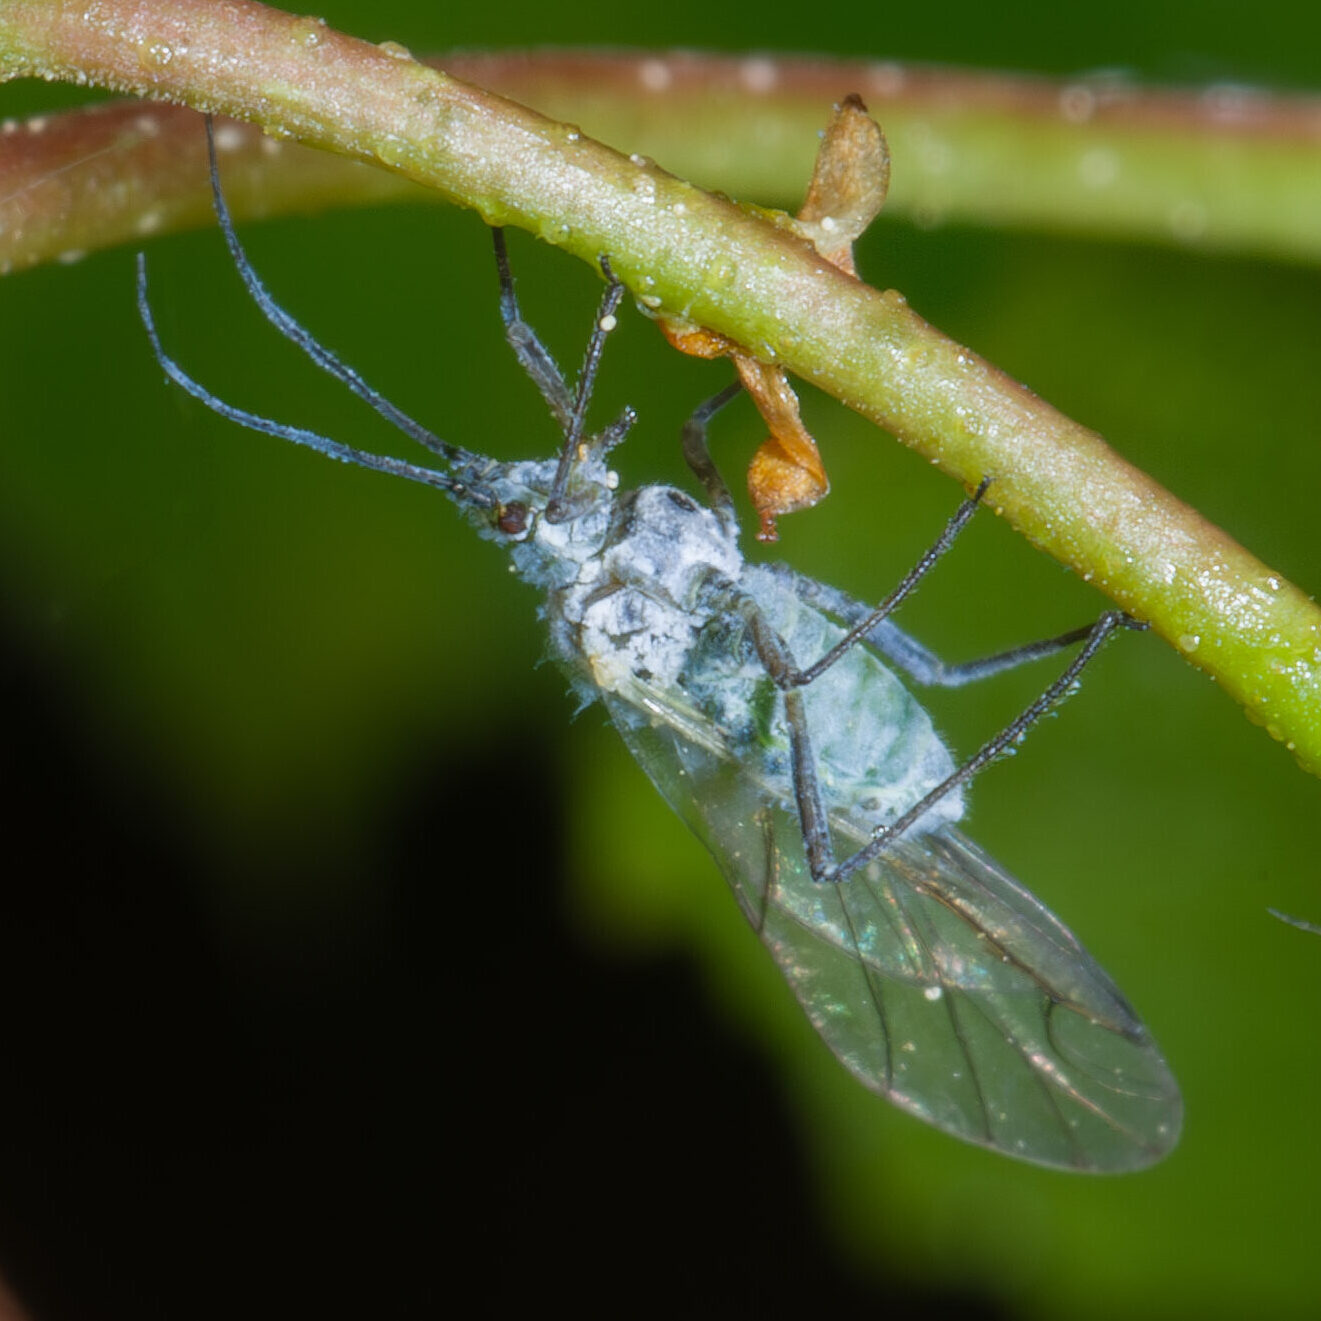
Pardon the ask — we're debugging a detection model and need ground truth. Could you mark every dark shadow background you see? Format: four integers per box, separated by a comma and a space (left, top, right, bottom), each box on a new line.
0, 2, 1319, 1318
1, 654, 1005, 1320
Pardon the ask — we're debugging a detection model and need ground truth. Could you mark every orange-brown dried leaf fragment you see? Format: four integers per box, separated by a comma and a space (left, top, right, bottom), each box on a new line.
660, 96, 889, 539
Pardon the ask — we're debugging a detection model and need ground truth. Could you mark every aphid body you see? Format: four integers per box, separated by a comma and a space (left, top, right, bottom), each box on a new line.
137, 124, 1181, 1172
462, 440, 1177, 1172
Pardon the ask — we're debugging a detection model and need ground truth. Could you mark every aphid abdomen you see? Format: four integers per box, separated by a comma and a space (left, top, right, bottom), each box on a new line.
742, 564, 964, 834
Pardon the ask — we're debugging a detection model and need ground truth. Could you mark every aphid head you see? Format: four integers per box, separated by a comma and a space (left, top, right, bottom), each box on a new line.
443, 447, 616, 589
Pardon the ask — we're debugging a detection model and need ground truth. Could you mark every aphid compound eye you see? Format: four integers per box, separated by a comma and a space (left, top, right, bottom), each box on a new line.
496, 501, 530, 536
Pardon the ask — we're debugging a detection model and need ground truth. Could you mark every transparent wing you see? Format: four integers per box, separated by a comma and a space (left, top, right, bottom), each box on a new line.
603, 693, 1181, 1172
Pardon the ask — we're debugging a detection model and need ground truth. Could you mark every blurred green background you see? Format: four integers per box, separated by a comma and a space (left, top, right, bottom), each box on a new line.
1, 2, 1320, 1317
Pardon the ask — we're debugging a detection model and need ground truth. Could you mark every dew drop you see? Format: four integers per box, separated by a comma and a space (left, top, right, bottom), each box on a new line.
706, 260, 735, 290
867, 62, 906, 96
291, 15, 327, 48
1169, 200, 1209, 242
1202, 82, 1255, 121
638, 59, 672, 92
740, 57, 778, 93
537, 219, 572, 245
1059, 83, 1097, 122
1077, 148, 1119, 189
212, 123, 245, 153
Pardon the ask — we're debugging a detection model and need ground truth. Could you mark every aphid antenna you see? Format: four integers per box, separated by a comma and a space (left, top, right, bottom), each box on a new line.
136, 121, 498, 511
136, 254, 485, 501
202, 116, 475, 470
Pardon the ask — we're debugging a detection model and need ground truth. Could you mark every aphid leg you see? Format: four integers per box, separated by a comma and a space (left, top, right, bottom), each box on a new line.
490, 230, 636, 463
832, 610, 1144, 884
491, 227, 576, 431
201, 118, 462, 464
544, 256, 628, 523
680, 381, 744, 528
884, 621, 1111, 687
777, 565, 1129, 688
595, 406, 639, 456
783, 689, 838, 877
735, 600, 839, 879
756, 480, 1149, 877
789, 478, 992, 688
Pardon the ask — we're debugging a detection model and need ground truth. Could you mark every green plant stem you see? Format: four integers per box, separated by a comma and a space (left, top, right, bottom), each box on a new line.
1, 1, 1319, 773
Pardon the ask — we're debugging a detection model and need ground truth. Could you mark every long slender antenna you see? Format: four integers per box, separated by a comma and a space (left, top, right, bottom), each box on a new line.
137, 254, 483, 502
203, 117, 469, 466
